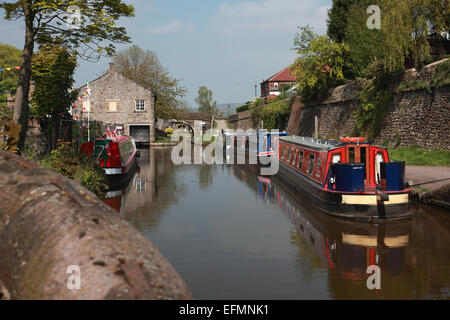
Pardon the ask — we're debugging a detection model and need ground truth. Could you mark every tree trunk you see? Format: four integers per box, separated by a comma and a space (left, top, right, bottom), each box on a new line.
13, 3, 35, 153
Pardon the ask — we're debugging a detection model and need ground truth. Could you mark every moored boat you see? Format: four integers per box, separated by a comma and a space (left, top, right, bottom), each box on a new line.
80, 136, 139, 188
277, 136, 412, 222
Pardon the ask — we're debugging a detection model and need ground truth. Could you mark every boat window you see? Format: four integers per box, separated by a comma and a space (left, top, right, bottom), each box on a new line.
315, 158, 322, 179
287, 147, 292, 163
297, 151, 304, 169
281, 145, 286, 160
292, 149, 298, 166
332, 154, 341, 164
348, 147, 355, 163
307, 154, 315, 176
118, 138, 136, 165
360, 146, 367, 179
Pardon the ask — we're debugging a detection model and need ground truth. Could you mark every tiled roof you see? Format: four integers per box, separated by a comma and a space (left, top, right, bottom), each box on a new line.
264, 67, 296, 83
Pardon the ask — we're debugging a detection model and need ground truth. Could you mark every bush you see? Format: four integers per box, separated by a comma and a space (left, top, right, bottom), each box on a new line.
236, 104, 250, 113
257, 100, 291, 130
39, 141, 108, 197
164, 127, 174, 135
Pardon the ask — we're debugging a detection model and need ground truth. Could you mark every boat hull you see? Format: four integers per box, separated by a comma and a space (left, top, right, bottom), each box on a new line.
277, 161, 412, 222
105, 155, 138, 189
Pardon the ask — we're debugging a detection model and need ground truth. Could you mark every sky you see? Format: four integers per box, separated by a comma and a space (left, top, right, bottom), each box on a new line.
0, 0, 332, 108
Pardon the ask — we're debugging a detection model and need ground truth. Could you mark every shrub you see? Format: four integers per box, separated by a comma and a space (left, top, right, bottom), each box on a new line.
236, 104, 250, 113
39, 141, 108, 197
164, 127, 174, 135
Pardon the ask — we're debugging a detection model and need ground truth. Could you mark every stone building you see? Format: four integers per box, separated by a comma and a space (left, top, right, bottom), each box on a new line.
77, 63, 156, 143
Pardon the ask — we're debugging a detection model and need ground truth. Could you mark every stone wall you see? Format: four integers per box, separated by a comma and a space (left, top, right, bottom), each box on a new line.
375, 85, 450, 149
293, 82, 449, 150
0, 151, 192, 300
228, 109, 252, 130
78, 63, 156, 143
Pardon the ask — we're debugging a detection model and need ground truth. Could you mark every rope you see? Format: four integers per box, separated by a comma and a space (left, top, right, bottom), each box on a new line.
409, 177, 450, 187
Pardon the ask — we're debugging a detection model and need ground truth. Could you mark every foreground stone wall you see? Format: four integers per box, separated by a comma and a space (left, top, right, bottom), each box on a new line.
0, 152, 192, 300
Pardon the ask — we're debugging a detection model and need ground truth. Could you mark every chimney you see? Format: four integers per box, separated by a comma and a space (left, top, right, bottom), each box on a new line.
109, 62, 116, 74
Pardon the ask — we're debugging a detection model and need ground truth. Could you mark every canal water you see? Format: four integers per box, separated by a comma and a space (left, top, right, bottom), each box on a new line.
104, 147, 450, 299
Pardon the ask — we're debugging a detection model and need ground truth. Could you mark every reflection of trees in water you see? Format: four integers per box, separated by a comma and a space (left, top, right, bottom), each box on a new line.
232, 164, 450, 300
197, 164, 216, 190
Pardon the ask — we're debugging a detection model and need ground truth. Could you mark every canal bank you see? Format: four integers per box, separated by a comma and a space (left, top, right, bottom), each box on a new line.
406, 166, 450, 210
0, 151, 192, 300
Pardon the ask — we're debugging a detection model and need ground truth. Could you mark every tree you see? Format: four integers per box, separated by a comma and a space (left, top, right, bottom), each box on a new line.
30, 44, 77, 149
113, 45, 187, 119
195, 86, 218, 115
345, 0, 443, 76
327, 0, 356, 43
291, 26, 350, 104
0, 44, 22, 119
0, 0, 135, 151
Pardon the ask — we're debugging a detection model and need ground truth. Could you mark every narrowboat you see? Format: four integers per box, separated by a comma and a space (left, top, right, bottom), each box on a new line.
277, 136, 412, 222
80, 136, 139, 188
223, 130, 287, 163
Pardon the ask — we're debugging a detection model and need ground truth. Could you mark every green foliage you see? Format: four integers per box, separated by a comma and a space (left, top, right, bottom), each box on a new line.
346, 0, 433, 76
39, 141, 108, 197
30, 44, 77, 119
252, 100, 292, 130
195, 86, 218, 115
397, 58, 450, 91
236, 104, 250, 113
0, 43, 21, 95
0, 98, 12, 120
327, 0, 356, 43
291, 26, 350, 104
354, 63, 401, 141
0, 119, 22, 153
389, 147, 450, 166
114, 45, 187, 119
0, 1, 135, 60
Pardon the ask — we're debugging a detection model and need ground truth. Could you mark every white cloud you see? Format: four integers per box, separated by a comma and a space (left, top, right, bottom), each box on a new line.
146, 19, 194, 35
213, 0, 330, 36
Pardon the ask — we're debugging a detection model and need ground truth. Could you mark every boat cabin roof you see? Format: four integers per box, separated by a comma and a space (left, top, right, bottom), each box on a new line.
279, 136, 342, 151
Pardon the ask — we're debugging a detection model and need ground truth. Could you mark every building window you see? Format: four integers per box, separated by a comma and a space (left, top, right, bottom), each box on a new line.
274, 82, 279, 88
108, 101, 118, 112
135, 100, 145, 112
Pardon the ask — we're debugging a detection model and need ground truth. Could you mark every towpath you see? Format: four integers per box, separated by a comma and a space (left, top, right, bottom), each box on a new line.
406, 166, 450, 209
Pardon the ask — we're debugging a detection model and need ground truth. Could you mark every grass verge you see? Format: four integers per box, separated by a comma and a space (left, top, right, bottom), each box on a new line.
388, 147, 450, 166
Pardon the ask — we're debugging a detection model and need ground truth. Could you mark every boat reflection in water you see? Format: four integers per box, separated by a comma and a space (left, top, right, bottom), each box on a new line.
104, 147, 157, 213
233, 165, 417, 299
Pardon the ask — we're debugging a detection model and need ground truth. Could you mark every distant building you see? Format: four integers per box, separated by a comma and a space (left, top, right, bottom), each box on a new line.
260, 67, 296, 99
76, 63, 156, 143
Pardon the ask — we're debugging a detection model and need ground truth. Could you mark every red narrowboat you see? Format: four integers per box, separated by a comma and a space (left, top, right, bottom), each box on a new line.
277, 136, 412, 221
80, 136, 139, 188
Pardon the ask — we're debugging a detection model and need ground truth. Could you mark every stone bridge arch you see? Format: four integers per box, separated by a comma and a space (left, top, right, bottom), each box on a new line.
171, 121, 194, 136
